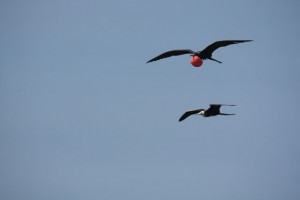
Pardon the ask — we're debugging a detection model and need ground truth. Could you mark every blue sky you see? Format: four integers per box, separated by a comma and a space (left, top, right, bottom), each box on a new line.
1, 0, 300, 199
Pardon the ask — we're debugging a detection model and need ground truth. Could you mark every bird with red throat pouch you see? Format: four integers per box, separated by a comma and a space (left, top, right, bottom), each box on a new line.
147, 40, 252, 68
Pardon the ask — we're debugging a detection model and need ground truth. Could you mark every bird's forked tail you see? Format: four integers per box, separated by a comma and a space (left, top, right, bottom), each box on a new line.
209, 57, 222, 63
219, 113, 235, 116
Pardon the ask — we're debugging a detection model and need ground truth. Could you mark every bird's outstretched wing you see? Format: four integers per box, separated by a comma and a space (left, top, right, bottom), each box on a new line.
200, 40, 252, 58
206, 104, 222, 114
147, 49, 195, 63
206, 104, 235, 115
179, 109, 202, 122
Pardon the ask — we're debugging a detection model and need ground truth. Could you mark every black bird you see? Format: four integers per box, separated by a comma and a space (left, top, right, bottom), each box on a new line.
179, 104, 235, 122
147, 40, 252, 66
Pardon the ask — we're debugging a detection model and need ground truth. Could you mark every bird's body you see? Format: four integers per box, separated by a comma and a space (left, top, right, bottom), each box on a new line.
179, 104, 235, 121
147, 40, 252, 66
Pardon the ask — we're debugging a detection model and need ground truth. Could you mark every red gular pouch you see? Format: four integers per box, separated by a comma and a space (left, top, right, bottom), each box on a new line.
190, 55, 203, 67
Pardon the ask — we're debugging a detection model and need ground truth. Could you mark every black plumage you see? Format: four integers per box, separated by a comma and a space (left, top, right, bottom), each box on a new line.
147, 40, 252, 64
179, 104, 235, 122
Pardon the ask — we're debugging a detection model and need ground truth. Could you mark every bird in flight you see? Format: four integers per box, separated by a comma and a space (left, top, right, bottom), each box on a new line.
179, 104, 235, 122
147, 40, 252, 67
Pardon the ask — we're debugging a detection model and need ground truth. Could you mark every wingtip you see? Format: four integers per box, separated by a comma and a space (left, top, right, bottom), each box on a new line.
146, 59, 153, 63
232, 40, 253, 43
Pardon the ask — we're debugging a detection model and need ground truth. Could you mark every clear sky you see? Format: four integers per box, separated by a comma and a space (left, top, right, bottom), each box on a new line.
1, 0, 300, 199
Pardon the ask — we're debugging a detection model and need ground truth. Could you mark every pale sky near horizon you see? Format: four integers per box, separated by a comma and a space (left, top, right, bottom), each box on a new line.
1, 0, 300, 200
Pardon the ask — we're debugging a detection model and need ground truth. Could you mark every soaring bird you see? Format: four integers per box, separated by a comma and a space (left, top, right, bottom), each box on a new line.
179, 104, 235, 122
147, 40, 252, 67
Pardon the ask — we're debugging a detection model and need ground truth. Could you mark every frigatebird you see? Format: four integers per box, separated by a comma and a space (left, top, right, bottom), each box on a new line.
147, 40, 252, 67
179, 104, 235, 122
